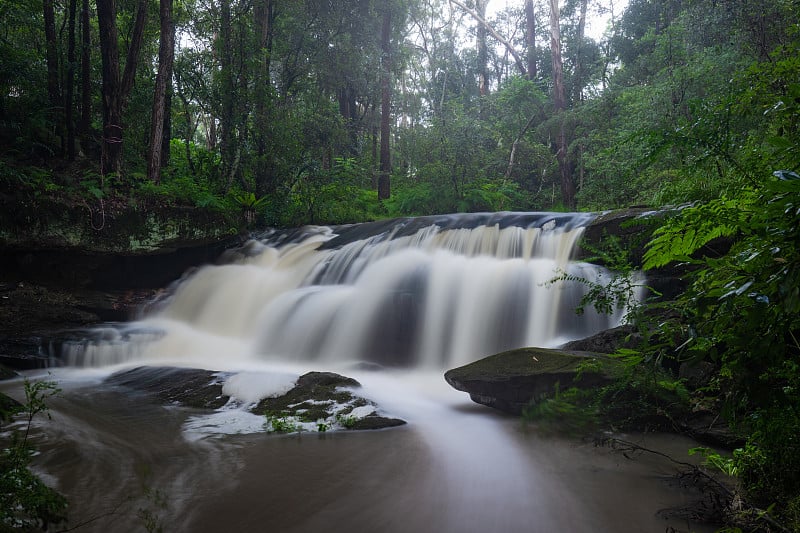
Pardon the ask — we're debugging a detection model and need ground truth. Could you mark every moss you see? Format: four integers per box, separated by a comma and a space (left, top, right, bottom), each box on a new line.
445, 346, 618, 382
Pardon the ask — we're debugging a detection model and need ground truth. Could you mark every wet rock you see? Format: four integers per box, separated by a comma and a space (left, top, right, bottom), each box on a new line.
445, 347, 617, 415
105, 366, 231, 409
255, 371, 406, 431
560, 325, 641, 354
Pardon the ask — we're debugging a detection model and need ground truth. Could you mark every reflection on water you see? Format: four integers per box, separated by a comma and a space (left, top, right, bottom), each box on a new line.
2, 213, 703, 531
3, 368, 712, 533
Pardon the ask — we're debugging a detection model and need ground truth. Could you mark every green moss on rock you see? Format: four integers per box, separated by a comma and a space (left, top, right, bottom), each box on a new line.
444, 347, 620, 415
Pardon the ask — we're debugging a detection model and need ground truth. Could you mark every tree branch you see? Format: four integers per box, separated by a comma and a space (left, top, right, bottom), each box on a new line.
448, 0, 527, 77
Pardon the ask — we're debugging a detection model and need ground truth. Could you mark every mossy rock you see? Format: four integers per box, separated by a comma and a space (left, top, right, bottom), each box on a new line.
254, 371, 362, 420
444, 347, 619, 415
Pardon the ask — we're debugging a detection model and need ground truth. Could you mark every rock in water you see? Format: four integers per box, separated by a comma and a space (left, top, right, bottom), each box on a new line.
444, 347, 617, 415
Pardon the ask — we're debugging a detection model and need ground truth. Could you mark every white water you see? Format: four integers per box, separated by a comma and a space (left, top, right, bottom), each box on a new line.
7, 213, 702, 533
63, 212, 635, 370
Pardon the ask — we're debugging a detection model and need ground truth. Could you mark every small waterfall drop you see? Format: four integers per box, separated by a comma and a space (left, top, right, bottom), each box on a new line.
64, 212, 637, 370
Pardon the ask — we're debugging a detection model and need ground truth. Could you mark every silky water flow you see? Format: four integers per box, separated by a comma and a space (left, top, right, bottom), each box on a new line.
4, 212, 711, 533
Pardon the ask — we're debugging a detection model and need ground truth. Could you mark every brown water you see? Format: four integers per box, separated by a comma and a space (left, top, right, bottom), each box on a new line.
3, 371, 713, 533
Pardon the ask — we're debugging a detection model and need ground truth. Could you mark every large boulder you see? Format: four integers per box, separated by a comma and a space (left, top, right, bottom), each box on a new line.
444, 347, 617, 415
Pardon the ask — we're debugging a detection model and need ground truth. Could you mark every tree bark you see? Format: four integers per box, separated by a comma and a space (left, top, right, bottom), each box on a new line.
79, 0, 91, 149
65, 0, 78, 160
525, 0, 536, 80
253, 0, 274, 196
43, 0, 62, 153
549, 0, 575, 208
476, 0, 488, 97
219, 0, 238, 189
121, 0, 148, 103
97, 0, 148, 177
147, 0, 175, 184
43, 0, 60, 110
573, 0, 588, 103
96, 0, 123, 177
378, 5, 392, 201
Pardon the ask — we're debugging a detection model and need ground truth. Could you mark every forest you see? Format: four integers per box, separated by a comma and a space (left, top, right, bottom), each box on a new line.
1, 0, 799, 530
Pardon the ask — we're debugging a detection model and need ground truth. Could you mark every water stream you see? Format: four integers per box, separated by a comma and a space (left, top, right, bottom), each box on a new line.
2, 212, 711, 532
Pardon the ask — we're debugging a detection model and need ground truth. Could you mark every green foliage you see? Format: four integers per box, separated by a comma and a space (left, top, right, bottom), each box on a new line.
0, 379, 68, 531
551, 233, 655, 323
335, 412, 357, 429
522, 384, 599, 436
688, 447, 738, 477
135, 466, 168, 533
264, 412, 301, 433
641, 169, 800, 526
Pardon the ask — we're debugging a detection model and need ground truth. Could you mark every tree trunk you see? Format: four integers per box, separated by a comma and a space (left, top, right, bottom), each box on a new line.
573, 0, 588, 103
378, 5, 392, 201
219, 0, 238, 190
549, 0, 575, 208
65, 0, 78, 160
476, 0, 488, 97
525, 0, 536, 80
96, 0, 123, 177
147, 0, 175, 184
253, 0, 274, 196
121, 0, 148, 103
43, 0, 62, 151
97, 0, 147, 178
79, 0, 91, 150
43, 0, 60, 110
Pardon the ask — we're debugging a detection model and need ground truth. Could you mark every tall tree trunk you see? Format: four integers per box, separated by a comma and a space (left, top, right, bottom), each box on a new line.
573, 0, 588, 103
253, 0, 274, 196
79, 0, 91, 150
476, 0, 488, 97
147, 0, 175, 184
96, 0, 123, 177
549, 0, 574, 208
121, 0, 148, 103
219, 0, 238, 189
65, 0, 78, 160
43, 0, 61, 151
525, 0, 537, 80
378, 5, 392, 201
96, 0, 147, 178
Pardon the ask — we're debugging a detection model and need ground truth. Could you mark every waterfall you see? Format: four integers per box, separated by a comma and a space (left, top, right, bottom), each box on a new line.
63, 212, 637, 370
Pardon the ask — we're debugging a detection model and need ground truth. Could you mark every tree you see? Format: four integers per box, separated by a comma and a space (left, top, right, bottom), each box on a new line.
147, 0, 176, 184
96, 0, 148, 178
378, 2, 392, 200
524, 0, 537, 80
549, 0, 574, 208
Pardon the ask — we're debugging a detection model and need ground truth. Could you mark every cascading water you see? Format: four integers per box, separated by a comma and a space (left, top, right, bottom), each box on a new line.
4, 212, 714, 533
63, 211, 634, 370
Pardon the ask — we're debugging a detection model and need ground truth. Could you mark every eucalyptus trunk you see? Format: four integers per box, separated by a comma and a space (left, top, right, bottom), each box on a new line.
253, 0, 275, 196
549, 0, 575, 208
79, 0, 91, 149
96, 0, 123, 177
476, 0, 488, 97
378, 5, 392, 201
65, 0, 77, 160
147, 0, 175, 184
525, 0, 537, 80
96, 0, 147, 177
43, 0, 61, 151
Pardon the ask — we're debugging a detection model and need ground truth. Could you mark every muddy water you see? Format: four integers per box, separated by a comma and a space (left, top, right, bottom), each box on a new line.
3, 370, 712, 533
